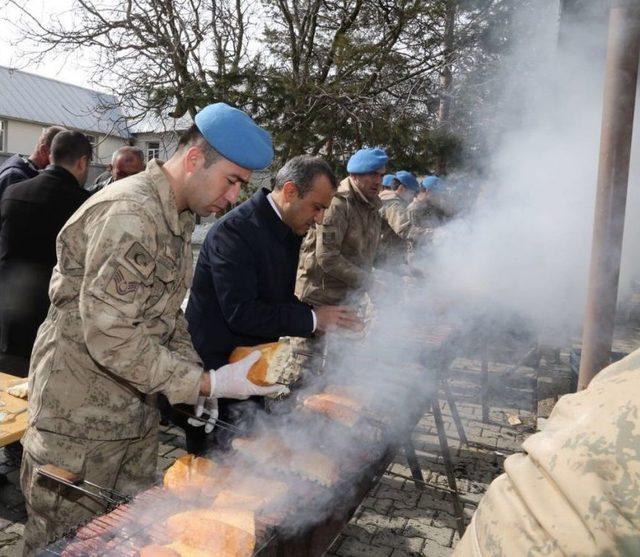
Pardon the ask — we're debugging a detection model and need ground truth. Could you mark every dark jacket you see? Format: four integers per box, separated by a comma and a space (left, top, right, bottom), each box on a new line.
186, 188, 314, 369
0, 154, 40, 201
0, 165, 91, 358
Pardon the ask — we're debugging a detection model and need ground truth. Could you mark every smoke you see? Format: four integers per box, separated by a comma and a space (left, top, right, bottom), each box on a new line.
77, 1, 640, 551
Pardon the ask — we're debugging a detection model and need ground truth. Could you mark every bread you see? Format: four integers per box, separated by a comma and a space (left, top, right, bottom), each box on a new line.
229, 342, 288, 386
139, 544, 180, 557
163, 454, 226, 497
7, 381, 28, 399
289, 450, 339, 487
303, 393, 363, 427
166, 509, 255, 556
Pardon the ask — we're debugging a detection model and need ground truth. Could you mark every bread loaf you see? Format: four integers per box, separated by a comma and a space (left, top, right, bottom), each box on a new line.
229, 342, 287, 386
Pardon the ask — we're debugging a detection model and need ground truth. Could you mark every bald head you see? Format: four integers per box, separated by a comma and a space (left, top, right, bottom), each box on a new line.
110, 146, 145, 181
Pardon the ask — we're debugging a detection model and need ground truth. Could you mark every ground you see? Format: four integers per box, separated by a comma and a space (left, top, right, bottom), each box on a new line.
0, 324, 638, 556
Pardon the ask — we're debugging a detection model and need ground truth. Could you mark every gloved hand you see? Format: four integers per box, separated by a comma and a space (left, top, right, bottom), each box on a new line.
210, 350, 289, 400
187, 396, 218, 433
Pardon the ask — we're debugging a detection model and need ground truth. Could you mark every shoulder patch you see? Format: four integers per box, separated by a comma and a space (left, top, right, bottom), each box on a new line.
125, 242, 154, 279
106, 265, 142, 302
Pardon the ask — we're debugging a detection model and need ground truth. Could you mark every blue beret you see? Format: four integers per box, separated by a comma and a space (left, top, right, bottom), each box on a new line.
347, 148, 388, 174
395, 170, 419, 191
382, 174, 395, 187
421, 175, 441, 191
194, 103, 274, 170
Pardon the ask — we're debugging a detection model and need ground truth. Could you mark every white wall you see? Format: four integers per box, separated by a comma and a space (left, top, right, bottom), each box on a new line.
133, 132, 180, 162
1, 117, 129, 165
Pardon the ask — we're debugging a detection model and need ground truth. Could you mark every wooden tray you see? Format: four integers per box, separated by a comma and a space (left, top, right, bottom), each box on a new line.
0, 372, 28, 447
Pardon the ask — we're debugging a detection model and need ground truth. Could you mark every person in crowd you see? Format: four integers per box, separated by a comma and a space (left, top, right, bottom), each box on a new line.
293, 147, 390, 377
86, 146, 146, 194
0, 126, 66, 200
381, 173, 395, 189
20, 103, 284, 555
378, 170, 427, 266
455, 348, 640, 556
183, 154, 362, 452
408, 175, 451, 228
0, 131, 93, 376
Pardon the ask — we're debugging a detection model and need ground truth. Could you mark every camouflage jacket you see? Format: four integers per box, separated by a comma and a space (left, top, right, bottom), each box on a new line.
378, 190, 427, 265
27, 160, 203, 441
407, 198, 450, 229
454, 349, 640, 556
296, 177, 383, 306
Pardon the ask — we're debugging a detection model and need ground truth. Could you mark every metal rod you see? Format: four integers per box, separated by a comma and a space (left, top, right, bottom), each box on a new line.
172, 406, 245, 435
578, 2, 640, 390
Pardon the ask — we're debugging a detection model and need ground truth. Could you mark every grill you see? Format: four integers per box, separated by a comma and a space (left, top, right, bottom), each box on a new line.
39, 325, 462, 557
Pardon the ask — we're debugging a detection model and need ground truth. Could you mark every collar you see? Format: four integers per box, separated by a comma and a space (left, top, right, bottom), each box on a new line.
43, 165, 80, 188
147, 159, 195, 238
343, 177, 381, 210
266, 192, 283, 221
257, 188, 293, 241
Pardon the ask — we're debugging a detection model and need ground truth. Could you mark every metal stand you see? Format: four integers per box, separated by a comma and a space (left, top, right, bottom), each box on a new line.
431, 396, 466, 537
480, 340, 490, 423
403, 440, 426, 491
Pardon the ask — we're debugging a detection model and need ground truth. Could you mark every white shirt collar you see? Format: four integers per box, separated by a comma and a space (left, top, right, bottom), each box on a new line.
267, 192, 284, 221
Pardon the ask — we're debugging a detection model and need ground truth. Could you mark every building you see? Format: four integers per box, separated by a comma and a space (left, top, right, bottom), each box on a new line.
0, 66, 190, 181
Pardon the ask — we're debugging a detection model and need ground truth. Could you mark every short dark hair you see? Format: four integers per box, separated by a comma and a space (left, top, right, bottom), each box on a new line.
273, 155, 337, 197
38, 126, 67, 149
50, 131, 93, 166
177, 124, 222, 168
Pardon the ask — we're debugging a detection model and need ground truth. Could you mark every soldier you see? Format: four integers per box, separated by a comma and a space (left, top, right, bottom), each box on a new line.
378, 170, 427, 267
293, 147, 389, 377
408, 175, 451, 228
454, 349, 640, 556
20, 103, 284, 555
381, 173, 395, 189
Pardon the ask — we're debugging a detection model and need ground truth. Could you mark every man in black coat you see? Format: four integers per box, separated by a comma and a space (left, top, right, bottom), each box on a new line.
0, 131, 92, 375
0, 126, 66, 201
183, 155, 361, 452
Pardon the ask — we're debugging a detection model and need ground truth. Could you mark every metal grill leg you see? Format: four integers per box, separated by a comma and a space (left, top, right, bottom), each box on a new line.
431, 397, 466, 537
403, 440, 425, 491
441, 376, 468, 446
481, 341, 490, 423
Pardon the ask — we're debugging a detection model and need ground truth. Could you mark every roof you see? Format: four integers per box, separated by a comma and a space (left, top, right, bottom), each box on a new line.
0, 66, 130, 138
128, 112, 192, 134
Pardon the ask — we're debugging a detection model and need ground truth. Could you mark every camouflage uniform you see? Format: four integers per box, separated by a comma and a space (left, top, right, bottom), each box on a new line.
407, 198, 450, 229
454, 349, 640, 557
21, 160, 203, 554
292, 177, 384, 377
378, 189, 427, 266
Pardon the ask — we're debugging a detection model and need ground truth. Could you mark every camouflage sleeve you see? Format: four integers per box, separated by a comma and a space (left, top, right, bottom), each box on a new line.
383, 201, 427, 242
315, 197, 370, 288
78, 205, 202, 405
455, 352, 640, 557
167, 309, 202, 365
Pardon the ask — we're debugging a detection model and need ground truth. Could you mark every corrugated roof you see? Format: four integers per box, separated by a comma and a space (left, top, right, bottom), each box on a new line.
0, 66, 130, 138
128, 112, 192, 134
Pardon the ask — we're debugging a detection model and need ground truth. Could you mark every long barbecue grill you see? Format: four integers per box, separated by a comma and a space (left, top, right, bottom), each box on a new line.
39, 325, 467, 556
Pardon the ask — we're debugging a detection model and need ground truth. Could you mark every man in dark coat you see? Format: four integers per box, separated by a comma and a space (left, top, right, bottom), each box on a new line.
0, 131, 92, 375
0, 126, 66, 201
183, 155, 361, 452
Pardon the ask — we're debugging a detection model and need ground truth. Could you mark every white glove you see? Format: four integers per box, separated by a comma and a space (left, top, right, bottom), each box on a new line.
210, 350, 289, 400
187, 396, 218, 433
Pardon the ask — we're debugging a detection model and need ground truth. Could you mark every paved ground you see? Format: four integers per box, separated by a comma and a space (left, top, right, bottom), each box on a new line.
1, 325, 637, 556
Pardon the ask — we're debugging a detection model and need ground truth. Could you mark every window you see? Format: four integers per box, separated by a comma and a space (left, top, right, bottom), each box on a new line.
146, 141, 160, 162
0, 119, 6, 152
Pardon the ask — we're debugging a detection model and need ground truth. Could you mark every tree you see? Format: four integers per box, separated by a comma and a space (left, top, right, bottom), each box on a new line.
7, 0, 522, 173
